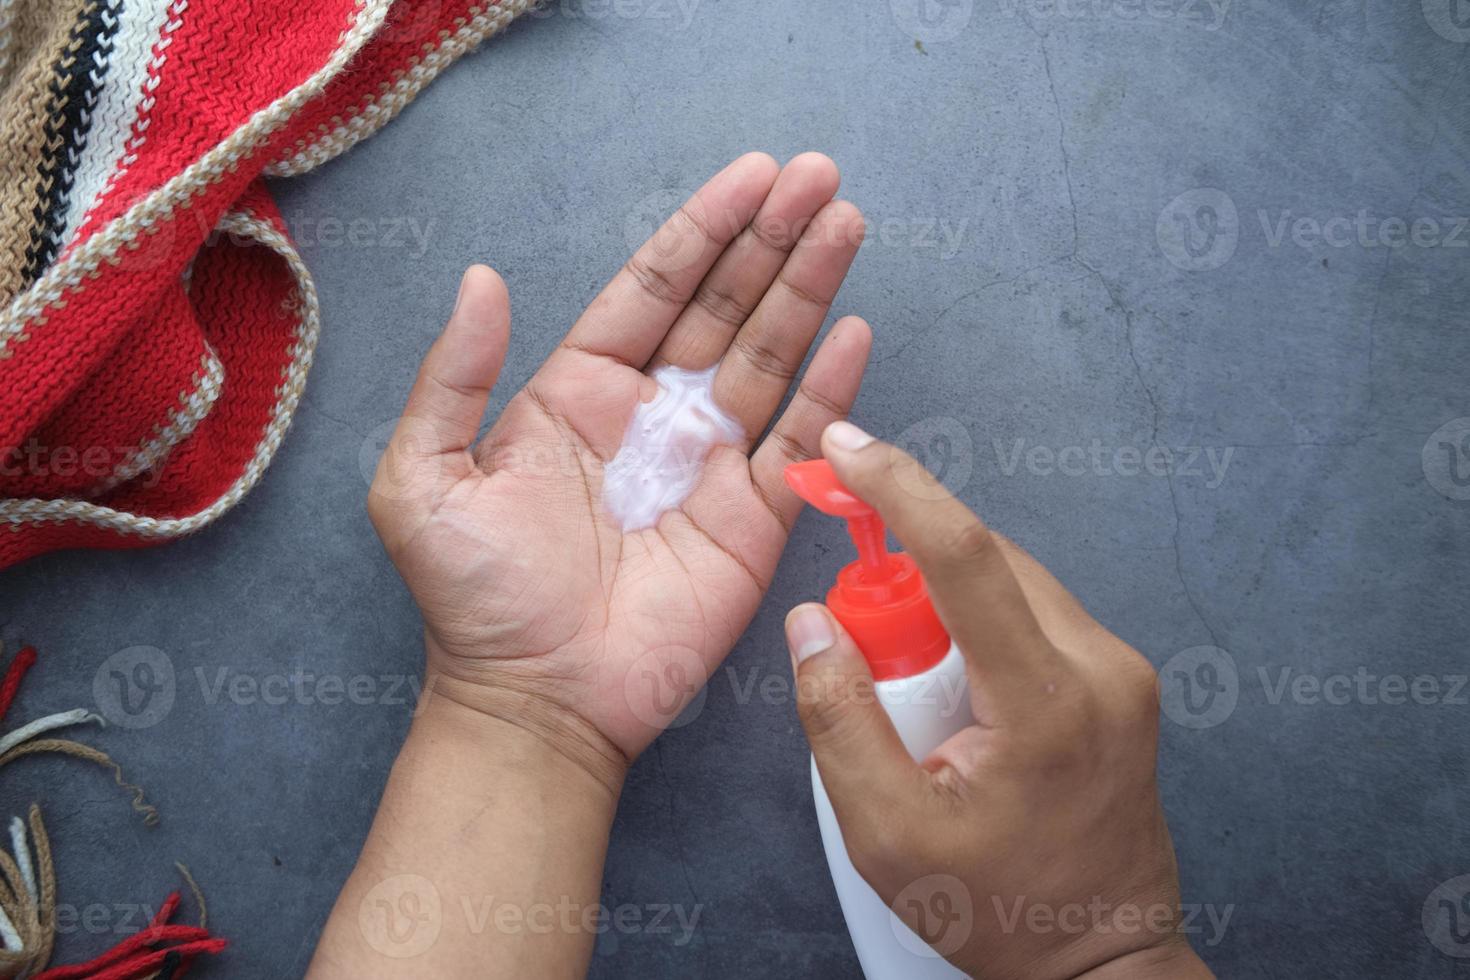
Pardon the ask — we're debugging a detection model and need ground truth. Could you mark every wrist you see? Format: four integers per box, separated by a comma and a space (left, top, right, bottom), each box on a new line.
412, 663, 629, 801
314, 659, 624, 977
1076, 941, 1214, 980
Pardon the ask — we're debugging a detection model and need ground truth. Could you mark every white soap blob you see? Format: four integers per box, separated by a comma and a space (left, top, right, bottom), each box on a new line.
601, 364, 744, 531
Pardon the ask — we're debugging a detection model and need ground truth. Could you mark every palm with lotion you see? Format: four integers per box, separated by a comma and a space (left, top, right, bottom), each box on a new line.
367, 153, 871, 771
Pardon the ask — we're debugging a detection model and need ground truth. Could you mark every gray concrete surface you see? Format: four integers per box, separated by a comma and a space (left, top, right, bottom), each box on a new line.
4, 0, 1470, 976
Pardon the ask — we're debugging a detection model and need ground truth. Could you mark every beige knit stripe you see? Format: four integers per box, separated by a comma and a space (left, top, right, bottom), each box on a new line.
0, 210, 318, 537
0, 0, 93, 305
265, 0, 538, 178
0, 0, 19, 87
0, 0, 391, 354
87, 345, 224, 496
0, 0, 69, 97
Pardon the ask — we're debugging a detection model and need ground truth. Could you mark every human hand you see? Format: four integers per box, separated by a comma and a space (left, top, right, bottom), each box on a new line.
369, 153, 871, 785
784, 422, 1213, 979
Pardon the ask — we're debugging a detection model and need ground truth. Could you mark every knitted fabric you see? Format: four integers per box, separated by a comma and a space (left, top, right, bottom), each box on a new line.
0, 0, 537, 569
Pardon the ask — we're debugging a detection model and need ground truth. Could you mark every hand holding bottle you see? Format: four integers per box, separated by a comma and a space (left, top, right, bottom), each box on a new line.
785, 421, 1215, 980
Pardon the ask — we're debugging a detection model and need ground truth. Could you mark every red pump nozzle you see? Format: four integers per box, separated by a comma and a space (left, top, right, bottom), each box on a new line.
783, 459, 893, 585
784, 460, 950, 681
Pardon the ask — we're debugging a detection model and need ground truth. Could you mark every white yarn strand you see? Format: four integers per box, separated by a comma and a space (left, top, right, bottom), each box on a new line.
0, 708, 105, 757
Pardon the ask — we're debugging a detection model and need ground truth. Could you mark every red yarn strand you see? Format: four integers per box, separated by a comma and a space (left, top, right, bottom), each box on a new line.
32, 926, 212, 980
0, 645, 38, 721
82, 939, 227, 980
150, 891, 182, 929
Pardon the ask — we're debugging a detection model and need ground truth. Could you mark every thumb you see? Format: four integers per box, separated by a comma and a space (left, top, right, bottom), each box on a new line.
786, 603, 924, 817
370, 266, 510, 525
394, 264, 511, 461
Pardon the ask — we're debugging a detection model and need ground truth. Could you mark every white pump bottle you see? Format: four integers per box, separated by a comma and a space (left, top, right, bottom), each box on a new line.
785, 460, 974, 979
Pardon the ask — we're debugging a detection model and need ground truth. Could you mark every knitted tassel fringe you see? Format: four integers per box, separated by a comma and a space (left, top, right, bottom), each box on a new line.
0, 642, 225, 978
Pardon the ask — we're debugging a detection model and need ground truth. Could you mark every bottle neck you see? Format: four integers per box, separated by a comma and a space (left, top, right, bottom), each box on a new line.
827, 554, 951, 682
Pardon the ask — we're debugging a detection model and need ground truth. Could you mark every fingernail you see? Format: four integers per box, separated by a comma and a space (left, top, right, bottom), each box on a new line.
786, 605, 836, 665
452, 268, 473, 316
824, 420, 874, 454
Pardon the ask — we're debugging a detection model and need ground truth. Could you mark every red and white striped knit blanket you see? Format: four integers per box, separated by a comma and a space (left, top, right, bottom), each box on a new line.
0, 0, 535, 570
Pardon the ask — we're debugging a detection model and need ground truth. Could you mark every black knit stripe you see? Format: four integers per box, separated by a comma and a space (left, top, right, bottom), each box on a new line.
21, 0, 123, 286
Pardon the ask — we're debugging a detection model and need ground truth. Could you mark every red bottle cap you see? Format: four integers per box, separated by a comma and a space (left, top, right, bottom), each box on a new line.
784, 460, 950, 681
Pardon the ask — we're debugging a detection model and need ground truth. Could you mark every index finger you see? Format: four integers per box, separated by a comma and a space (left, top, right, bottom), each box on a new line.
818, 420, 1062, 699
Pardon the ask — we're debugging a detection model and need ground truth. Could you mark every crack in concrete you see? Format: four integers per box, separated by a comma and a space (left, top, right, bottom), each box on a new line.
873, 255, 1076, 365
1027, 21, 1224, 648
300, 393, 368, 441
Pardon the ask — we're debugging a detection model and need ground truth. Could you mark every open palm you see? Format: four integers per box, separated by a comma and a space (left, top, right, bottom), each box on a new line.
369, 154, 871, 766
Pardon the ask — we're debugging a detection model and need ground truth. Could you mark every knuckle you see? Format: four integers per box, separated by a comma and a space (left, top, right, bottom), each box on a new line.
674, 198, 718, 242
846, 822, 902, 886
847, 811, 932, 892
692, 281, 749, 328
1117, 652, 1164, 724
749, 212, 802, 251
795, 381, 847, 421
624, 253, 684, 306
776, 271, 832, 311
768, 428, 811, 467
730, 333, 797, 384
798, 670, 872, 746
365, 486, 388, 529
947, 516, 997, 567
799, 684, 857, 744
